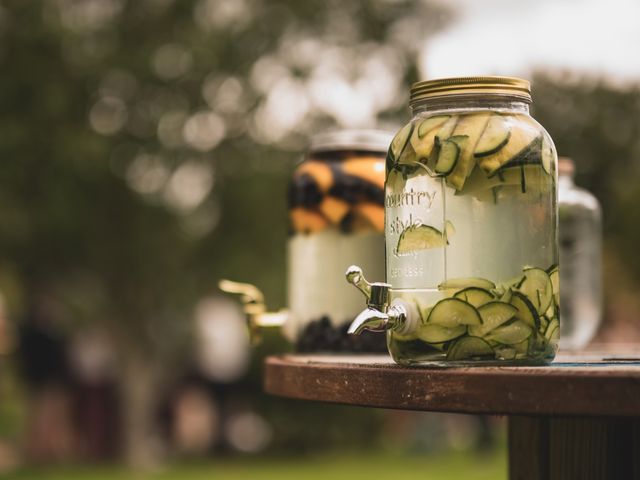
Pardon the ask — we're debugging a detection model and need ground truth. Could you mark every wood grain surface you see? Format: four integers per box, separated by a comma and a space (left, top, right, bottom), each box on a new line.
264, 349, 640, 417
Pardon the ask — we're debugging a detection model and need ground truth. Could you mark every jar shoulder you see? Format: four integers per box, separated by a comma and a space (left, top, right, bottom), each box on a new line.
559, 185, 602, 215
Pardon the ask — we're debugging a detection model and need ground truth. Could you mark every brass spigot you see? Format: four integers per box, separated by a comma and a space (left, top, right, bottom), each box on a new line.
345, 265, 418, 335
218, 279, 289, 344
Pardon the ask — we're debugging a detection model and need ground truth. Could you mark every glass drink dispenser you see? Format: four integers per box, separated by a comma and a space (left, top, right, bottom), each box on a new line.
557, 157, 602, 349
221, 129, 392, 352
346, 77, 560, 365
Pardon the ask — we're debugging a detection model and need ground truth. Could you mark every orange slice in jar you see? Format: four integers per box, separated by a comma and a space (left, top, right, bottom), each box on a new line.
318, 196, 350, 225
341, 157, 385, 189
352, 202, 384, 233
294, 160, 333, 193
289, 208, 329, 234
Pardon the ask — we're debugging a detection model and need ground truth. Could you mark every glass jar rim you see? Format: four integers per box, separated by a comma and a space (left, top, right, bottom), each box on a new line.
410, 76, 532, 107
309, 129, 394, 153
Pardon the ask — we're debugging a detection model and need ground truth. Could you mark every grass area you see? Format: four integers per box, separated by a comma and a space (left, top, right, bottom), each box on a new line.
3, 450, 506, 480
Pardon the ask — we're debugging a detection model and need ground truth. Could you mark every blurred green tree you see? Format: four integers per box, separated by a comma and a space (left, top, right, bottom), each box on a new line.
532, 74, 640, 342
0, 0, 450, 466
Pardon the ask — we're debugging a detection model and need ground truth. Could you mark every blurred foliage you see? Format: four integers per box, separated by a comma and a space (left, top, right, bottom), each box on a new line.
2, 0, 640, 465
0, 0, 451, 460
533, 74, 640, 229
532, 74, 640, 314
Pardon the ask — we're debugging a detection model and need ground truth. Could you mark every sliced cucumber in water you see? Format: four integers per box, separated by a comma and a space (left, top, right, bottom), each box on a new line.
469, 301, 518, 337
396, 224, 446, 254
487, 320, 533, 345
418, 324, 466, 343
477, 124, 540, 175
444, 220, 456, 241
411, 115, 458, 160
439, 277, 496, 291
548, 265, 559, 306
434, 136, 463, 175
447, 336, 494, 361
417, 115, 450, 138
453, 287, 494, 308
427, 298, 482, 327
499, 288, 514, 304
545, 318, 559, 341
539, 315, 550, 334
494, 345, 517, 360
518, 267, 553, 315
390, 122, 413, 160
541, 135, 554, 174
446, 113, 492, 190
474, 114, 511, 157
509, 291, 540, 329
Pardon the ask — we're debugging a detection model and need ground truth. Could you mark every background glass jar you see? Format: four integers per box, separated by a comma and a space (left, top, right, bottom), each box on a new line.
557, 157, 602, 349
347, 77, 559, 365
288, 130, 392, 352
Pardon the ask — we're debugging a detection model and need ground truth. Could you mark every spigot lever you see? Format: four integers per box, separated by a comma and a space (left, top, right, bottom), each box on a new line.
218, 279, 288, 344
346, 265, 372, 301
345, 265, 412, 336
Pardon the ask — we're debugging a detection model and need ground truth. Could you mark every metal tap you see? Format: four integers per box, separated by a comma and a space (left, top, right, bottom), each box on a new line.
218, 279, 289, 344
345, 265, 416, 335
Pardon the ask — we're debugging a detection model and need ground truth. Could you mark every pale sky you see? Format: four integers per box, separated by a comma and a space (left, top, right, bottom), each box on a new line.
421, 0, 640, 84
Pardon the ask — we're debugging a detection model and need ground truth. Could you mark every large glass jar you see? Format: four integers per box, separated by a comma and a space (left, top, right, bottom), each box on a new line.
347, 77, 559, 365
557, 157, 602, 350
288, 130, 392, 352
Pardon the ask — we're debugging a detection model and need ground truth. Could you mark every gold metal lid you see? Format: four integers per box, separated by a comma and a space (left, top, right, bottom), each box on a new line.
310, 129, 394, 153
410, 76, 532, 106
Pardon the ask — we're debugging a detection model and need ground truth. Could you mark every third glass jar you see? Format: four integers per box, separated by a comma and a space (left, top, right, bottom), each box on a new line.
386, 76, 559, 365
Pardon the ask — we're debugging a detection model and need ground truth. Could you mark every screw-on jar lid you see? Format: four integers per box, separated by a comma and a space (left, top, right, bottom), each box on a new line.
309, 129, 394, 153
558, 156, 575, 176
410, 76, 532, 106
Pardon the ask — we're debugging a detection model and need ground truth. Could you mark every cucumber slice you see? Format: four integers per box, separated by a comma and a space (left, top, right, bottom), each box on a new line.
499, 288, 513, 304
444, 220, 456, 241
469, 301, 518, 337
487, 320, 532, 345
439, 277, 496, 291
434, 137, 461, 175
390, 123, 414, 163
499, 135, 543, 171
417, 115, 451, 139
477, 121, 541, 175
539, 315, 550, 333
446, 113, 492, 190
434, 116, 458, 144
417, 324, 466, 343
447, 336, 494, 361
545, 318, 560, 341
416, 300, 432, 325
541, 135, 554, 174
474, 114, 511, 157
518, 267, 553, 315
427, 298, 482, 327
392, 330, 419, 342
453, 287, 494, 308
410, 116, 458, 160
509, 291, 540, 329
396, 224, 446, 254
548, 265, 559, 306
546, 325, 559, 343
494, 345, 517, 360
513, 338, 530, 356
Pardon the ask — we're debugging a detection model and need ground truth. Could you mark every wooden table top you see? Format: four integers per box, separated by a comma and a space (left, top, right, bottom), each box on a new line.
264, 347, 640, 417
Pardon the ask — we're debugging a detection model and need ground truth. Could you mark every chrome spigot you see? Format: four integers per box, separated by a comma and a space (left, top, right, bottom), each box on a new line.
345, 266, 417, 336
218, 279, 289, 344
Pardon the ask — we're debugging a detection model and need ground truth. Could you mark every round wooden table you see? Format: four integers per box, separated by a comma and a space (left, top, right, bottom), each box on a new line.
264, 348, 640, 480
